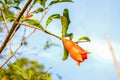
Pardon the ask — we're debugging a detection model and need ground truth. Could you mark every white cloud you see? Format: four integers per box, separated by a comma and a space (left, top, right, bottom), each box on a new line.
88, 40, 120, 63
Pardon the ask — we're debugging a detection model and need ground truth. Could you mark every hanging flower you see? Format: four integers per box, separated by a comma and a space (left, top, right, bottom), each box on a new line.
62, 38, 90, 66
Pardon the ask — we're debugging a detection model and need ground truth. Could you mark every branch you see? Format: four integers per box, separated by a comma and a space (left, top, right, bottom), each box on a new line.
10, 6, 51, 54
0, 3, 61, 68
0, 0, 32, 54
0, 7, 13, 56
106, 35, 120, 79
16, 22, 62, 40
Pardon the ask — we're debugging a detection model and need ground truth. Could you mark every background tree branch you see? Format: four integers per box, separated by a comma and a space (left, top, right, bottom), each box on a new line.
0, 0, 32, 54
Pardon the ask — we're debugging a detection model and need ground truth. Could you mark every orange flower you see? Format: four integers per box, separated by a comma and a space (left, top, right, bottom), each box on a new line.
62, 38, 90, 66
25, 13, 33, 18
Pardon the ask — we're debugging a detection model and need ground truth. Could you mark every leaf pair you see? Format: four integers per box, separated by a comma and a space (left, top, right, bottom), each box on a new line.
45, 9, 70, 38
45, 9, 71, 60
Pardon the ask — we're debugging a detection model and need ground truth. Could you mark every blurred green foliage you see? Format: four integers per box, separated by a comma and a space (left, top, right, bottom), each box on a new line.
0, 58, 52, 80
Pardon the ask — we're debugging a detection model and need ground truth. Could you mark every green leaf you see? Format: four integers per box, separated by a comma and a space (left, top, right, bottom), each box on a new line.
33, 0, 47, 7
7, 14, 16, 22
25, 18, 43, 29
46, 14, 60, 26
0, 11, 16, 22
14, 0, 22, 6
61, 9, 71, 38
33, 7, 43, 13
12, 64, 28, 79
0, 16, 3, 21
49, 0, 73, 6
77, 36, 91, 42
0, 1, 4, 5
33, 0, 38, 4
13, 6, 21, 10
5, 0, 13, 5
40, 0, 47, 7
63, 9, 71, 25
28, 70, 34, 79
65, 33, 73, 40
61, 16, 67, 38
62, 45, 69, 60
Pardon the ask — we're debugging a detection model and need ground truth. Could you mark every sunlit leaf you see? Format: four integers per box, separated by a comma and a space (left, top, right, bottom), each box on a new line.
33, 0, 47, 7
61, 16, 67, 38
77, 36, 91, 42
12, 64, 28, 79
7, 14, 16, 22
28, 70, 34, 79
61, 9, 71, 38
33, 7, 43, 13
40, 0, 47, 7
62, 46, 69, 60
0, 11, 16, 22
46, 14, 60, 26
63, 9, 70, 25
25, 18, 43, 29
49, 0, 73, 6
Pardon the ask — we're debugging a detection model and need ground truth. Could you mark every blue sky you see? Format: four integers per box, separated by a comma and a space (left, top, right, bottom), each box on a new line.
19, 0, 120, 80
1, 0, 120, 80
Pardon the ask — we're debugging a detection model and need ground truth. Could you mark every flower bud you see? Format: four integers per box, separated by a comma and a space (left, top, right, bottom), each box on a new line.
62, 38, 90, 66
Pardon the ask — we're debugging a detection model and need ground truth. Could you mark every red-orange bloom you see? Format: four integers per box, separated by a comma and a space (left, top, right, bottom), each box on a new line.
62, 38, 90, 66
25, 13, 33, 19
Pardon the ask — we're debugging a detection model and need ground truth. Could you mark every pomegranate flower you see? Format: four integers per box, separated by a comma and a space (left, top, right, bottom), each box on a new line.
62, 38, 90, 66
25, 13, 33, 19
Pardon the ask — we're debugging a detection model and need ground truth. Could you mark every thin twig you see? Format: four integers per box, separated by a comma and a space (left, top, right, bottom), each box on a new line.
0, 7, 13, 55
16, 22, 62, 40
11, 6, 51, 54
15, 6, 49, 52
0, 4, 59, 68
21, 27, 26, 41
106, 35, 120, 80
40, 7, 48, 22
0, 55, 12, 69
0, 27, 31, 69
26, 2, 34, 14
0, 0, 32, 54
0, 7, 9, 33
9, 24, 21, 40
26, 6, 50, 38
8, 2, 34, 44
